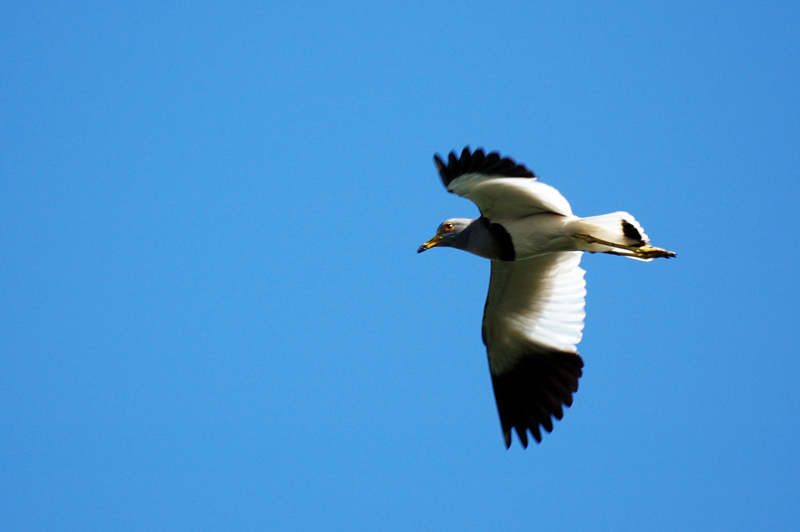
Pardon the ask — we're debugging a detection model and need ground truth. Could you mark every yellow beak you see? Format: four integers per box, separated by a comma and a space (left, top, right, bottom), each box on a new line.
417, 234, 443, 253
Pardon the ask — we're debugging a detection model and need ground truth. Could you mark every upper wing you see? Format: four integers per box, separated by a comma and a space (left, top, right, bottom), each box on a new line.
434, 147, 573, 220
482, 251, 586, 448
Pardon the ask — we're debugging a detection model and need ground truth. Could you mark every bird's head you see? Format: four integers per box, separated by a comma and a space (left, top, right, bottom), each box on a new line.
417, 218, 471, 253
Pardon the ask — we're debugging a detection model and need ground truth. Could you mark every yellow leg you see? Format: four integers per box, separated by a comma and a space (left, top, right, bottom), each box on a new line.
575, 234, 676, 259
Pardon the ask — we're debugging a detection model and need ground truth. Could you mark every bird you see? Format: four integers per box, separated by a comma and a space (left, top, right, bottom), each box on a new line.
418, 147, 675, 449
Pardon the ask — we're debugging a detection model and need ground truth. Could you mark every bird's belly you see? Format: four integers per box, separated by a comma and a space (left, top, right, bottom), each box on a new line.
500, 214, 579, 260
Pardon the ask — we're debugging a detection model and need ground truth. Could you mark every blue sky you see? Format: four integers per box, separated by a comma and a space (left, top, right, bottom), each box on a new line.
1, 1, 798, 530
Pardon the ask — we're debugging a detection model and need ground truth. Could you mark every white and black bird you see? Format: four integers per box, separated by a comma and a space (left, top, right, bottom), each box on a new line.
418, 147, 675, 449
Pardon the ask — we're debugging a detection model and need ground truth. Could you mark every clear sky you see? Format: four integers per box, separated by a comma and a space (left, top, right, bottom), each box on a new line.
2, 1, 799, 530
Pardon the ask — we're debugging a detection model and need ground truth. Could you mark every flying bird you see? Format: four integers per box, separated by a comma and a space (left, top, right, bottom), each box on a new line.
418, 147, 675, 448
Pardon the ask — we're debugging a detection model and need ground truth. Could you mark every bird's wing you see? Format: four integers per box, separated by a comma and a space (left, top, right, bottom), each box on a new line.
482, 251, 586, 448
434, 147, 573, 220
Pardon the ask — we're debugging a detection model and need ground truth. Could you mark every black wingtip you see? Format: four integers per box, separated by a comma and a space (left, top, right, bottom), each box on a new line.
433, 154, 446, 174
433, 146, 536, 188
515, 426, 529, 448
492, 350, 584, 449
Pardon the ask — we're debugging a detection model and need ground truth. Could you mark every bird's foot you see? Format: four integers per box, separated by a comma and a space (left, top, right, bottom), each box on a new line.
633, 245, 676, 260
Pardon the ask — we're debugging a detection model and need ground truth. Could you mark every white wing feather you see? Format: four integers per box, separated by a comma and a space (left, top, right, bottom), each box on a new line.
483, 252, 586, 375
448, 174, 573, 220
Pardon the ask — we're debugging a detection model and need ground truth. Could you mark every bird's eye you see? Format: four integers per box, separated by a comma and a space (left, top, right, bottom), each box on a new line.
443, 223, 455, 232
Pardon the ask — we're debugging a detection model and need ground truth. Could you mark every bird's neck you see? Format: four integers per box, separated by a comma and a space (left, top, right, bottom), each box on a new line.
464, 217, 515, 261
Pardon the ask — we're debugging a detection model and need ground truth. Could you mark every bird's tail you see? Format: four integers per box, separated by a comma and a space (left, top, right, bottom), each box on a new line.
570, 212, 673, 261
